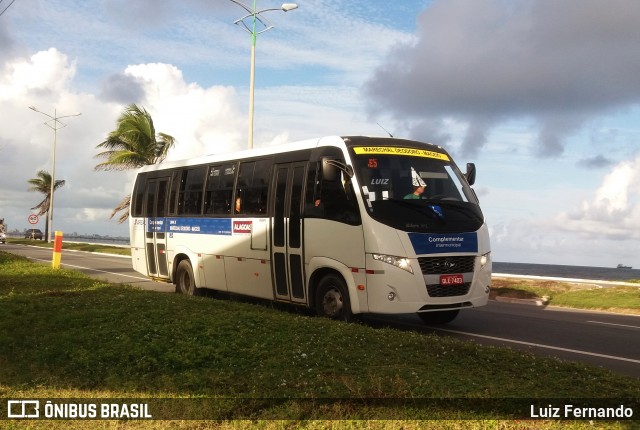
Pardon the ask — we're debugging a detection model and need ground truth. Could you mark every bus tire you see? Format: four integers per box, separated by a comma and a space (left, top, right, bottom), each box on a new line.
417, 310, 459, 325
315, 274, 353, 322
175, 259, 200, 296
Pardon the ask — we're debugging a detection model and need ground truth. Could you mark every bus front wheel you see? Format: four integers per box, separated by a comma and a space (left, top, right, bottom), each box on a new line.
175, 260, 200, 296
417, 310, 459, 325
315, 274, 353, 322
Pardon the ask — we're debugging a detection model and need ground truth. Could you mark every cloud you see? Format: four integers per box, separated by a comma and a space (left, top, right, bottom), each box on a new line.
100, 73, 145, 104
577, 155, 615, 169
0, 42, 387, 236
489, 217, 638, 266
364, 0, 640, 158
102, 0, 240, 27
254, 85, 382, 142
553, 157, 640, 240
120, 62, 246, 160
0, 48, 248, 236
404, 118, 453, 147
0, 48, 76, 99
0, 21, 18, 63
102, 0, 172, 28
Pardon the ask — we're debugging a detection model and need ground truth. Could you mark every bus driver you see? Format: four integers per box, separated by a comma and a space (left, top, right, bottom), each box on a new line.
404, 167, 427, 199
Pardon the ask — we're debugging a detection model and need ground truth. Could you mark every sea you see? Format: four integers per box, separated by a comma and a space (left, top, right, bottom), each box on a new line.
73, 237, 639, 282
493, 262, 640, 282
66, 236, 129, 247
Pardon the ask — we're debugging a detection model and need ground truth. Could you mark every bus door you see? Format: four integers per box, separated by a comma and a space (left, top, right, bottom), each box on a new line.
271, 162, 306, 303
144, 176, 171, 279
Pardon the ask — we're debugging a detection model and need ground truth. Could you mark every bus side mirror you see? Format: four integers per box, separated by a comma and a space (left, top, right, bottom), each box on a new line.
322, 158, 353, 181
465, 163, 476, 186
322, 158, 339, 182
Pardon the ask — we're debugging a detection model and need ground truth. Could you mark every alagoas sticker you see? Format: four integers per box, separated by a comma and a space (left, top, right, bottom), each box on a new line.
233, 220, 253, 235
353, 146, 450, 161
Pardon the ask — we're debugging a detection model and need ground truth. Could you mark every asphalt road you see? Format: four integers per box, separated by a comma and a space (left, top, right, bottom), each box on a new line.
3, 243, 639, 378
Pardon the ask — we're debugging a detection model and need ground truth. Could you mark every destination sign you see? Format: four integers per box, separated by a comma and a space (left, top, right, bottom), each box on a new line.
353, 146, 450, 161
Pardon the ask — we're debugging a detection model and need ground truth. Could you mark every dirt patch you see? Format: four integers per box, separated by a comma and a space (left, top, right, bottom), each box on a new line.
489, 288, 537, 300
490, 277, 598, 300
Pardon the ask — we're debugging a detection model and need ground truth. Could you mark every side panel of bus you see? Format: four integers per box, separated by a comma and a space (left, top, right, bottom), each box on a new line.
301, 145, 367, 314
250, 146, 367, 312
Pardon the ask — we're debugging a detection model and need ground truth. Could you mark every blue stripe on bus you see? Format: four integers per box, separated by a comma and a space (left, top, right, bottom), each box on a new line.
408, 232, 478, 255
147, 218, 233, 235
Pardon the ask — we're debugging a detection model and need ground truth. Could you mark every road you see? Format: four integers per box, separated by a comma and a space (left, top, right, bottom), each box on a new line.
1, 243, 173, 293
363, 304, 640, 378
2, 243, 639, 378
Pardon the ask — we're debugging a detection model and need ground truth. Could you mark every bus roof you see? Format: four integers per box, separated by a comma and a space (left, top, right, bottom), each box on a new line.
136, 135, 447, 173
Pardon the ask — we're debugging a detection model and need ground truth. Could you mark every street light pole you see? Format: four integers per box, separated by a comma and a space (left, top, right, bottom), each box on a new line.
230, 0, 298, 149
29, 106, 81, 243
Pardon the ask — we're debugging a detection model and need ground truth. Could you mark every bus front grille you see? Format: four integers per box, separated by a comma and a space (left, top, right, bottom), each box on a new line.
418, 256, 475, 275
426, 282, 471, 297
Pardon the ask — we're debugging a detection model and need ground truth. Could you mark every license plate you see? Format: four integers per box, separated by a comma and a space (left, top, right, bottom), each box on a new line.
440, 274, 464, 285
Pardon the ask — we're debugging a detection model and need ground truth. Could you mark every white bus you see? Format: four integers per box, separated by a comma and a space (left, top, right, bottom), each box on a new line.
130, 136, 491, 324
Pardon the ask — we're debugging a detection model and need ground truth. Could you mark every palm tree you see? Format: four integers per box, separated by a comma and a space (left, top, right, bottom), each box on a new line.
27, 170, 65, 242
95, 104, 176, 223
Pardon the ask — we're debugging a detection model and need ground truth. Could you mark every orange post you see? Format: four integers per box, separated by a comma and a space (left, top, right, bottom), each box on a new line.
52, 231, 63, 269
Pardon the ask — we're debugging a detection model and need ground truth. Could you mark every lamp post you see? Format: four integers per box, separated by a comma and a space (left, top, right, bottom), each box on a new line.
29, 106, 81, 243
230, 0, 298, 149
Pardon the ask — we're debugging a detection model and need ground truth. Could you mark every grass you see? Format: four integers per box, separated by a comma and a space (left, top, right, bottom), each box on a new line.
492, 278, 640, 315
6, 238, 131, 256
1, 251, 639, 429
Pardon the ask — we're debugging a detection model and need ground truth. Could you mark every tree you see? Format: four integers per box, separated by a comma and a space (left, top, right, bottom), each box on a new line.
27, 170, 65, 242
95, 104, 176, 223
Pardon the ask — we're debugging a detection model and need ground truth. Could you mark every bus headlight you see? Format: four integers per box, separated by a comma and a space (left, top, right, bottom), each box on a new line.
372, 254, 413, 274
480, 252, 491, 268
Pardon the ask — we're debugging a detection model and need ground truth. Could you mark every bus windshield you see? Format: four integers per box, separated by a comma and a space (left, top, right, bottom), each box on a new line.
350, 146, 484, 234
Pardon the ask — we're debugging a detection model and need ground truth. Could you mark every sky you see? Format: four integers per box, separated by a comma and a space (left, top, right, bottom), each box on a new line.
1, 0, 639, 268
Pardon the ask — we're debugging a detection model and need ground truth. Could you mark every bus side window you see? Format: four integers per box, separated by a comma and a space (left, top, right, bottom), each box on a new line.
236, 162, 253, 215
168, 170, 180, 215
145, 180, 156, 217
204, 166, 221, 214
178, 167, 205, 215
132, 174, 146, 217
304, 162, 322, 217
210, 164, 236, 215
237, 159, 271, 215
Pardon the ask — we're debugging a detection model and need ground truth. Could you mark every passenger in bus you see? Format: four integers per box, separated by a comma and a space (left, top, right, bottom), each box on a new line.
235, 196, 242, 213
304, 197, 324, 217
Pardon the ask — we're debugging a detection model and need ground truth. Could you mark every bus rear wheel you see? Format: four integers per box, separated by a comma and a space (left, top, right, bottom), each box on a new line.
417, 310, 459, 325
175, 259, 200, 296
315, 274, 353, 322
